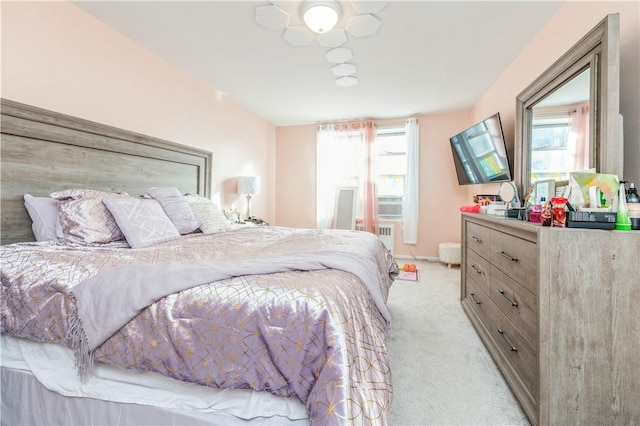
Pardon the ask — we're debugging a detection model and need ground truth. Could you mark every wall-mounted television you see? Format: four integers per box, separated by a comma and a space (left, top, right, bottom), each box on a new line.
449, 113, 512, 185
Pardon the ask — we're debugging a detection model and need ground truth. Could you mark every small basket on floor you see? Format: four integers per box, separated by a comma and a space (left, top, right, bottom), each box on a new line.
438, 242, 461, 268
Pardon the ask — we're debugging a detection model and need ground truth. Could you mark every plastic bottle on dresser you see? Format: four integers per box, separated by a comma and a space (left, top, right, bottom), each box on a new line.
541, 198, 553, 226
626, 182, 640, 230
615, 181, 632, 231
529, 197, 544, 223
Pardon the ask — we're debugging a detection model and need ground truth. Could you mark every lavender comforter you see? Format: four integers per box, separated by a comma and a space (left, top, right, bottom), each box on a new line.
1, 226, 396, 425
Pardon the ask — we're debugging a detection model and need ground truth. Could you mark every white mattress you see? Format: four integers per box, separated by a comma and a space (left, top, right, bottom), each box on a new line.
0, 334, 308, 423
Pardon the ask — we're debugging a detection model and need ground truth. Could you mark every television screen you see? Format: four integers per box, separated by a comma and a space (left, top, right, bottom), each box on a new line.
449, 113, 512, 185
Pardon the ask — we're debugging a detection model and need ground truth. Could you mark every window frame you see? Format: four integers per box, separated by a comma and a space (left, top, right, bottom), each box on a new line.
375, 126, 407, 221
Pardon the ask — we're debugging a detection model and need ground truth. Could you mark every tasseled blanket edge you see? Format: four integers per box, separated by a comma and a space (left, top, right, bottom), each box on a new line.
66, 293, 95, 382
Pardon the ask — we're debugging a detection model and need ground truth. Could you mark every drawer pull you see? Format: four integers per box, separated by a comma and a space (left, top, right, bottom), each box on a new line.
469, 292, 481, 305
471, 264, 483, 275
471, 236, 482, 243
498, 251, 518, 262
497, 329, 518, 352
498, 289, 519, 307
498, 329, 518, 352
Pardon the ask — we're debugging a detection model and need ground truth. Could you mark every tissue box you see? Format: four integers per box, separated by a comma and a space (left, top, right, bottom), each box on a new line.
486, 202, 507, 216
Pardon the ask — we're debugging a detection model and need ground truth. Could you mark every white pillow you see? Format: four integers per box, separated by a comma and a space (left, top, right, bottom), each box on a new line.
184, 195, 233, 234
23, 194, 62, 242
103, 197, 181, 249
145, 187, 201, 234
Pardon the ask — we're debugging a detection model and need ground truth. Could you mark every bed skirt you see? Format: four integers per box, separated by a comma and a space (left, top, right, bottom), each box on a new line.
1, 333, 309, 426
1, 367, 308, 426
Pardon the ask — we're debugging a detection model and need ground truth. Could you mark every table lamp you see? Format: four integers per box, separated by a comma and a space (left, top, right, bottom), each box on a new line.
237, 176, 260, 219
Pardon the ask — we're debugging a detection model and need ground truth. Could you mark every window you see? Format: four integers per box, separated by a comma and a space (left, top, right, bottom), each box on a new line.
375, 126, 407, 220
530, 116, 571, 182
317, 122, 412, 231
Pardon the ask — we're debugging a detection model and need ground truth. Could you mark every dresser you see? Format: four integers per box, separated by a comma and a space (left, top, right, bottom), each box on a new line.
460, 213, 639, 425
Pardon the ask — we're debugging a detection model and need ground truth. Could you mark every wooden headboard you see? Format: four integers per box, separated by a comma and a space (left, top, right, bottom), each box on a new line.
0, 99, 213, 245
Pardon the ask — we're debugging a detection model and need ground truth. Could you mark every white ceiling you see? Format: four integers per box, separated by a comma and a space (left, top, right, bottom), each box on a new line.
72, 1, 565, 126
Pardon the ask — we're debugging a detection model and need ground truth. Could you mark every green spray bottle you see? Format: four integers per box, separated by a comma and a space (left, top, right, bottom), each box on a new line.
615, 181, 632, 231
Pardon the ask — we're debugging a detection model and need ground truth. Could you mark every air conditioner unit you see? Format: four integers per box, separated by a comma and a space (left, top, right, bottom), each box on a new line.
378, 224, 395, 256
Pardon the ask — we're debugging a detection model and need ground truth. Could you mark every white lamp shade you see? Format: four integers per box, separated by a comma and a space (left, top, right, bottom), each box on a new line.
237, 176, 260, 195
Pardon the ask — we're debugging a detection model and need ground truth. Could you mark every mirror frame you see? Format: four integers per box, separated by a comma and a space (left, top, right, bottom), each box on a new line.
514, 14, 621, 201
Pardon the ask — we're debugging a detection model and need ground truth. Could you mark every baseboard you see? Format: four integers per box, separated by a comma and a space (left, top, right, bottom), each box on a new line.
394, 255, 440, 262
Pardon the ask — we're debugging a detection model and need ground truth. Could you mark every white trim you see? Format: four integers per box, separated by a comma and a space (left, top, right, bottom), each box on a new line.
394, 255, 440, 262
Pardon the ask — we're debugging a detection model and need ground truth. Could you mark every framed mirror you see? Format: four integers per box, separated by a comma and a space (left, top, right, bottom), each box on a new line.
514, 14, 621, 201
333, 186, 358, 230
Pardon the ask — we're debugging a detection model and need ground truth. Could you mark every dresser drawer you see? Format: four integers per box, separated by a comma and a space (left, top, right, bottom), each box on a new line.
490, 266, 538, 347
466, 221, 491, 260
490, 230, 538, 295
488, 306, 538, 400
465, 279, 493, 328
466, 249, 491, 296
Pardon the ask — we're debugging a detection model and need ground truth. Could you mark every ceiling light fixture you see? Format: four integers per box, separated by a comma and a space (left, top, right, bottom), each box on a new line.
255, 1, 388, 87
300, 1, 342, 34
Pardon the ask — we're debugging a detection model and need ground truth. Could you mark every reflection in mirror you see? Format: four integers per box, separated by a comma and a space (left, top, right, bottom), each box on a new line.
530, 67, 591, 183
514, 14, 620, 200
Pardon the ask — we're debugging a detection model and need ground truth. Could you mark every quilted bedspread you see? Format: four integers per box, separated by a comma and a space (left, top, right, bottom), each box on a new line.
1, 226, 396, 425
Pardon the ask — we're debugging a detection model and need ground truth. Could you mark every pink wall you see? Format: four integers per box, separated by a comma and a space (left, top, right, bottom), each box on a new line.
410, 113, 471, 257
1, 1, 276, 221
275, 113, 471, 258
275, 125, 317, 229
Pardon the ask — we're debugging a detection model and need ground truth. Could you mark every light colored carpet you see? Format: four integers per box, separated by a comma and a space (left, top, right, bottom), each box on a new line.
386, 259, 530, 426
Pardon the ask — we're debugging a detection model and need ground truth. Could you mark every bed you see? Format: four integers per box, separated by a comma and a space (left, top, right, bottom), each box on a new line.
0, 99, 397, 425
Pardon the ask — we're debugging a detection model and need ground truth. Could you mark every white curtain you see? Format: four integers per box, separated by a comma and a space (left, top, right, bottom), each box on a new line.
316, 125, 338, 229
316, 123, 378, 232
403, 118, 419, 244
316, 125, 363, 229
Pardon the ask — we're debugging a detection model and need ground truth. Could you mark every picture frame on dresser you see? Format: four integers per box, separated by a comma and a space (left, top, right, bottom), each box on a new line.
533, 179, 555, 204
